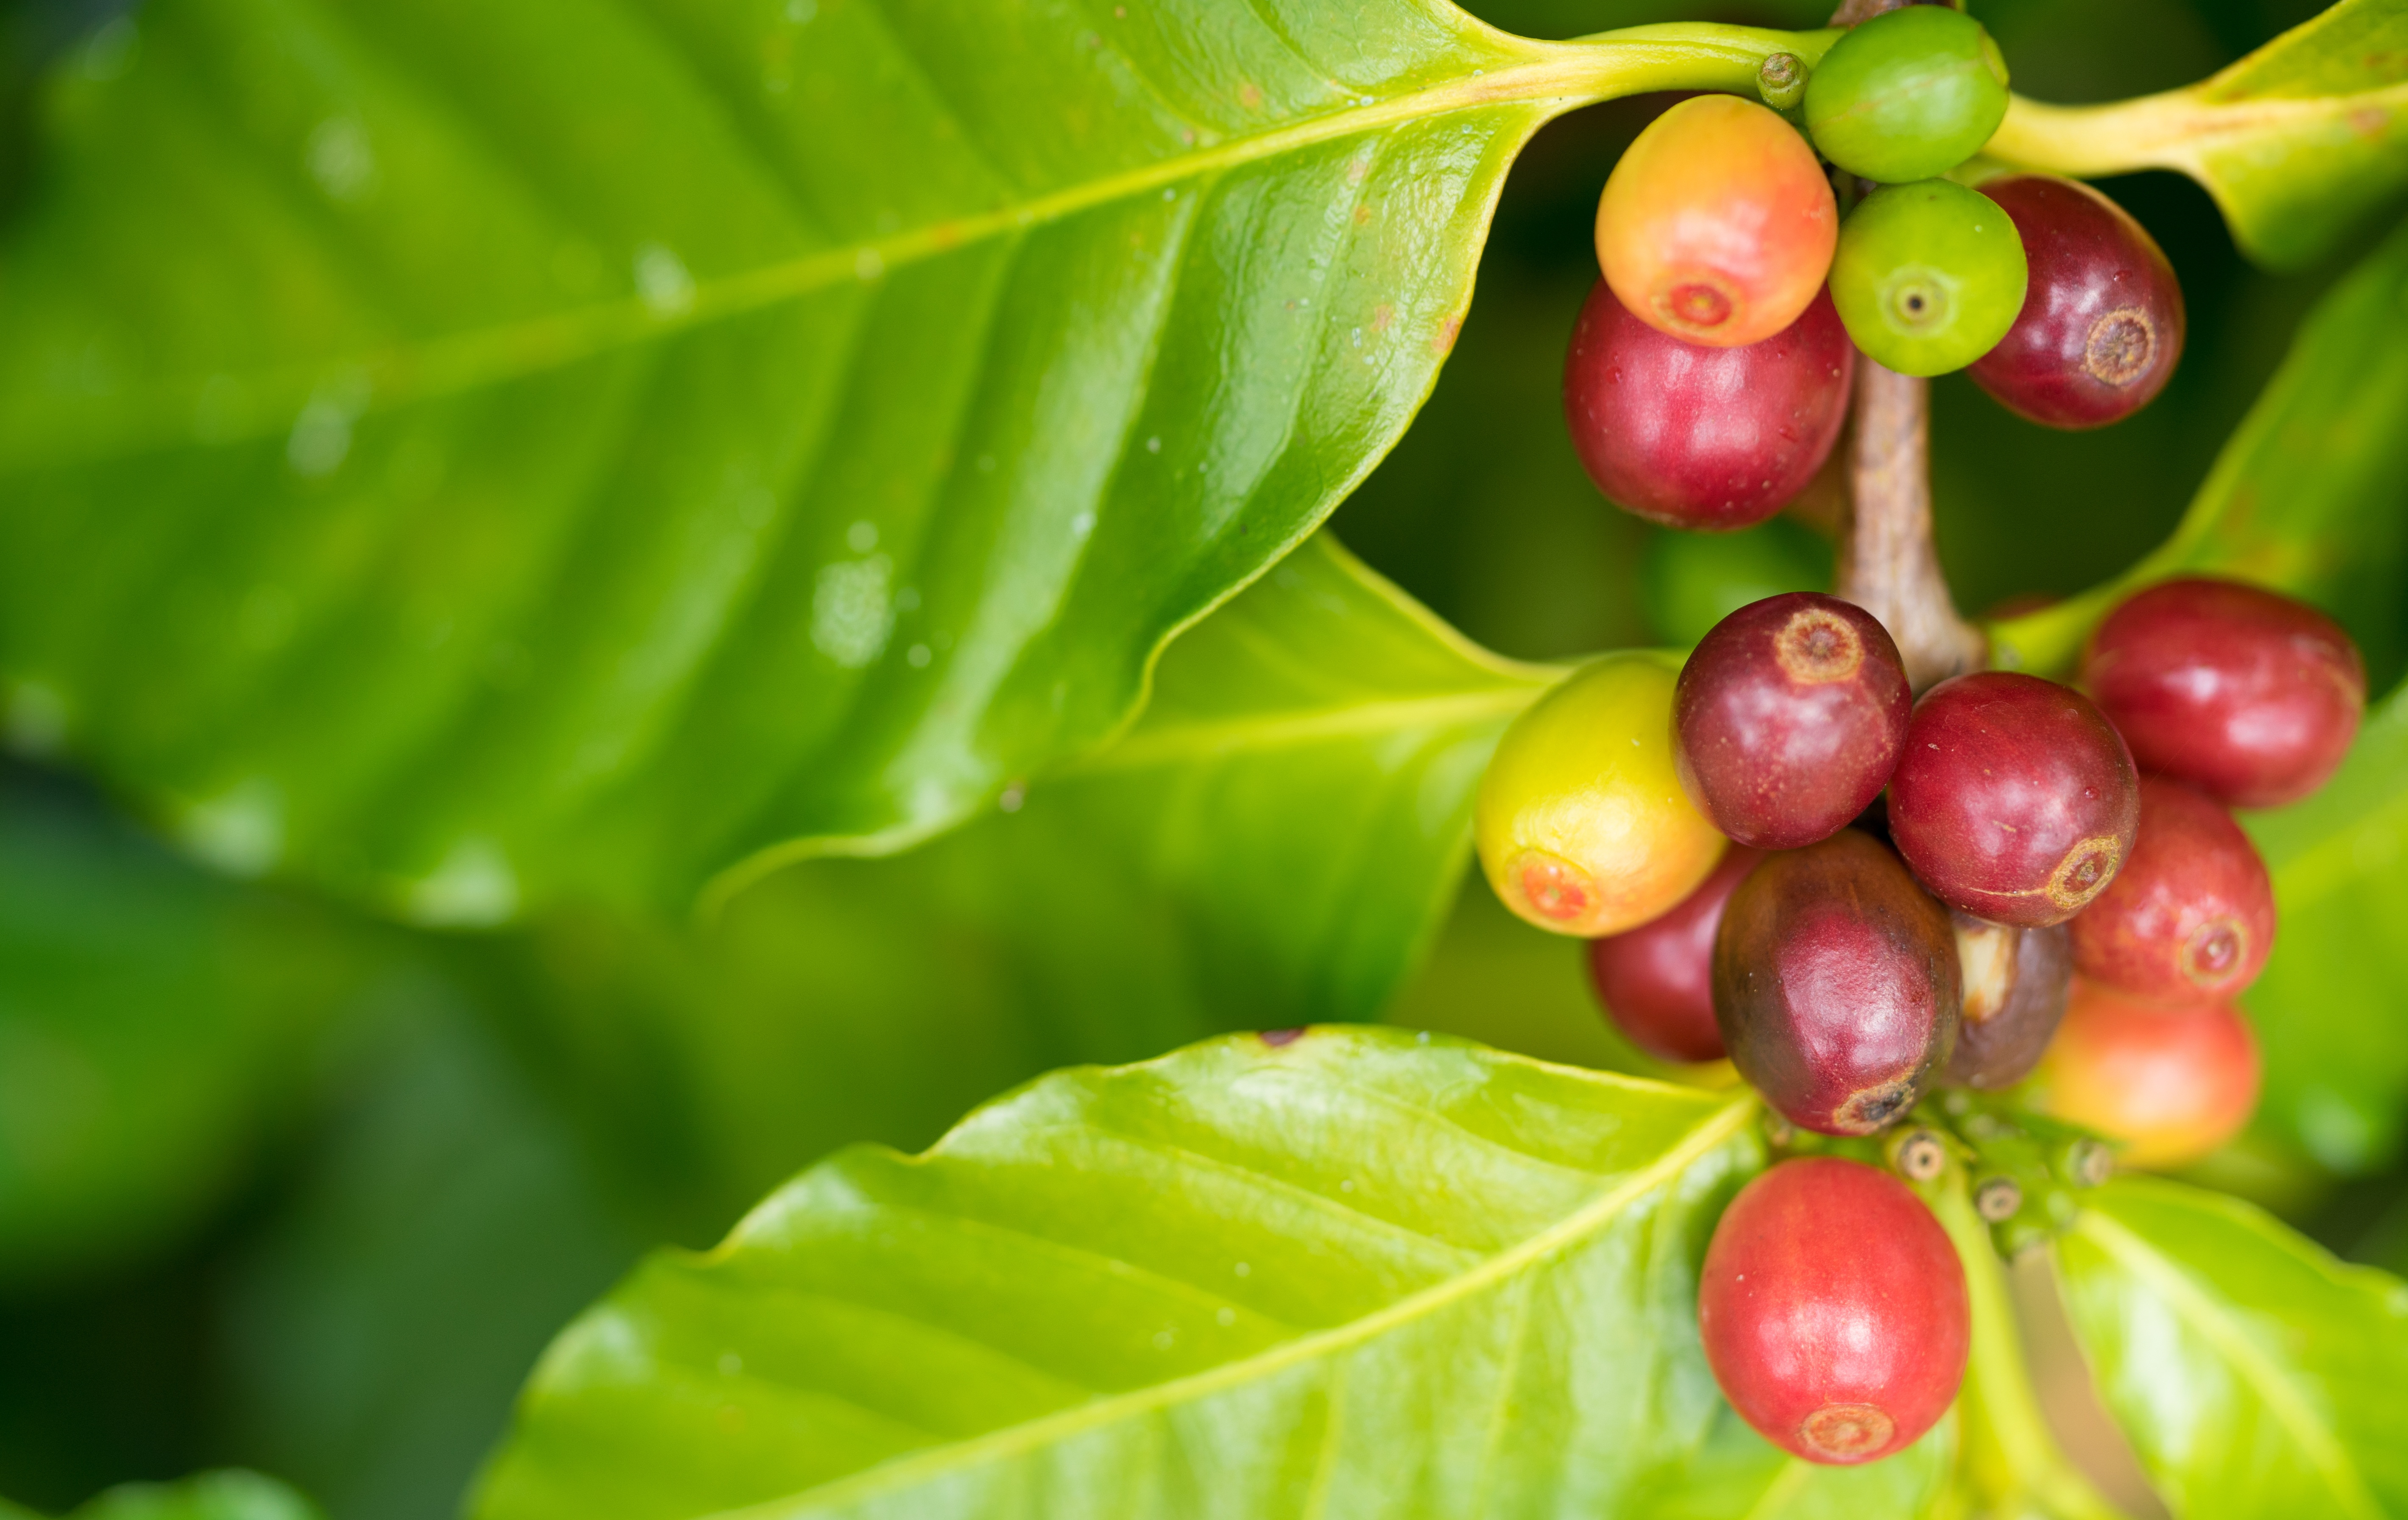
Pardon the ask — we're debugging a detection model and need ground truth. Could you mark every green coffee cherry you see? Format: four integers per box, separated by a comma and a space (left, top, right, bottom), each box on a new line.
1804, 6, 2010, 184
1829, 180, 2028, 376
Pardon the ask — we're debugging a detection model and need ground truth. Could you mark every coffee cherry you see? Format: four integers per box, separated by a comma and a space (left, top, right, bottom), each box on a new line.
1888, 672, 2140, 927
1697, 1157, 1969, 1465
1944, 913, 2071, 1089
2037, 979, 2260, 1169
1564, 282, 1854, 531
1596, 95, 1838, 348
1588, 846, 1762, 1063
1477, 654, 1726, 937
1804, 6, 2010, 184
1829, 180, 2028, 376
2069, 777, 2274, 1003
1968, 175, 2185, 429
2082, 578, 2366, 808
1714, 830, 1959, 1135
1674, 593, 1911, 848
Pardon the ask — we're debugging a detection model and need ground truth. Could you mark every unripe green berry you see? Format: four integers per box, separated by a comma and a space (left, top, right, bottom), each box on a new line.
1829, 180, 2028, 376
1476, 654, 1726, 937
1805, 6, 2009, 184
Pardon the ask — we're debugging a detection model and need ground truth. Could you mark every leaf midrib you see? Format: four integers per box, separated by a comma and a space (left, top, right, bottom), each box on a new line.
695, 1091, 1757, 1520
2074, 1207, 2381, 1520
22, 43, 1632, 468
1061, 688, 1543, 774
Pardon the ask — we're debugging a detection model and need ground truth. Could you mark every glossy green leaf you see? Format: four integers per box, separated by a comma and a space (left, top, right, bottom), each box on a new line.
2056, 1178, 2408, 1520
475, 1028, 1767, 1520
1985, 0, 2408, 268
32, 1473, 321, 1520
1989, 211, 2408, 680
512, 535, 1559, 1235
2237, 679, 2408, 1172
0, 764, 362, 1282
0, 0, 1826, 923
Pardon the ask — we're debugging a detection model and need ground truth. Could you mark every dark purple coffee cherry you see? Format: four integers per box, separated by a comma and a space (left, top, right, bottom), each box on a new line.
1588, 846, 1764, 1064
1968, 175, 2184, 429
1888, 672, 2140, 928
1564, 281, 1854, 530
1943, 912, 2071, 1089
1714, 830, 1960, 1135
1675, 593, 1912, 848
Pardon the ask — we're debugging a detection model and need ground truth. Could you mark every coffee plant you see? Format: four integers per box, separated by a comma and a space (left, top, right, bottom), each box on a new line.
2, 0, 2408, 1517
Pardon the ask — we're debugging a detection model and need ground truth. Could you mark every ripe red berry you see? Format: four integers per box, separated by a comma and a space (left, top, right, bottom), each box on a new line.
1714, 830, 1959, 1135
1588, 846, 1763, 1063
1968, 175, 2185, 429
1944, 913, 2071, 1089
2082, 578, 2366, 808
1596, 95, 1838, 348
2069, 777, 2275, 1003
2037, 979, 2261, 1169
1888, 672, 2140, 927
1564, 282, 1854, 530
1674, 593, 1911, 848
1698, 1157, 1969, 1465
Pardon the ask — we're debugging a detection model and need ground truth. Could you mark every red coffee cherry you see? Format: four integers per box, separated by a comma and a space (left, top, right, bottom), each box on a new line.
2082, 578, 2366, 808
1888, 672, 2140, 927
1714, 830, 1960, 1135
1944, 913, 2072, 1089
1564, 282, 1854, 530
1587, 846, 1764, 1063
1596, 95, 1839, 348
1968, 175, 2185, 429
2037, 979, 2261, 1169
2069, 777, 2275, 1003
1698, 1157, 1969, 1465
1674, 593, 1912, 848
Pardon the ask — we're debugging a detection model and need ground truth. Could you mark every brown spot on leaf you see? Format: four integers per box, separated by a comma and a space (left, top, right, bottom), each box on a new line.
1238, 81, 1263, 110
1260, 1027, 1307, 1047
1432, 313, 1462, 355
1369, 303, 1394, 333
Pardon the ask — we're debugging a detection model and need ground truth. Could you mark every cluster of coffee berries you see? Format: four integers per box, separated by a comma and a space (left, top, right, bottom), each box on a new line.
1471, 576, 2362, 1462
1567, 8, 2185, 530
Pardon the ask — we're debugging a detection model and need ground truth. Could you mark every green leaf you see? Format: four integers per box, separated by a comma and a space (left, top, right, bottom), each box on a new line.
1984, 0, 2408, 268
2055, 1178, 2408, 1520
0, 764, 362, 1282
1988, 211, 2408, 680
474, 1028, 1765, 1520
2237, 678, 2408, 1172
1629, 1405, 1956, 1520
222, 988, 643, 1520
512, 535, 1558, 1234
50, 1473, 320, 1520
0, 2, 1824, 922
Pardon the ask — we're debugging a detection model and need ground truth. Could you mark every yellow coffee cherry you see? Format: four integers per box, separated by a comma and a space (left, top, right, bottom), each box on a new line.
1477, 653, 1727, 936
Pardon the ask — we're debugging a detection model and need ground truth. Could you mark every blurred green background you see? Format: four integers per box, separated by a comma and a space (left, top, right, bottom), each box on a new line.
2, 0, 2402, 1515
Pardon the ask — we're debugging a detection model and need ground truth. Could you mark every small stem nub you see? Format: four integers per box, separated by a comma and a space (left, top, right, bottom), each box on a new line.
1891, 1126, 1948, 1182
1833, 359, 1988, 692
1974, 1174, 2026, 1222
1757, 53, 1807, 111
2061, 1138, 2115, 1189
